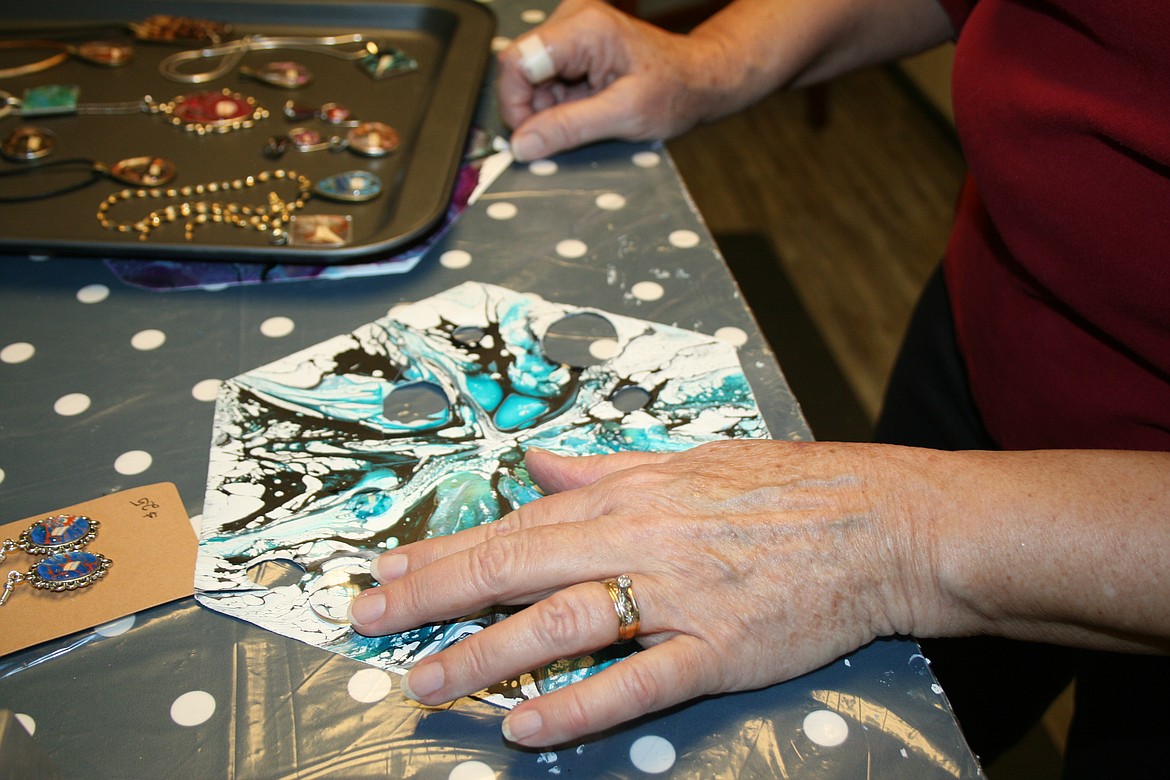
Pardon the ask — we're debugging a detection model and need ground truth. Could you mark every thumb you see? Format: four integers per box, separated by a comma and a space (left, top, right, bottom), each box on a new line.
524, 447, 673, 493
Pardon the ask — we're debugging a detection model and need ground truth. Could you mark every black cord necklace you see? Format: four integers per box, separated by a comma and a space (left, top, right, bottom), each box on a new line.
0, 155, 177, 203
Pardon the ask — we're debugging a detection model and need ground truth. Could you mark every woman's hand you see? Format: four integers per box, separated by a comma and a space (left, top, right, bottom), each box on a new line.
497, 0, 737, 161
348, 440, 944, 746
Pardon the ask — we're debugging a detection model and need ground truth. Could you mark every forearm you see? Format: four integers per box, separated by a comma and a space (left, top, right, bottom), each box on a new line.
685, 0, 955, 121
918, 449, 1170, 653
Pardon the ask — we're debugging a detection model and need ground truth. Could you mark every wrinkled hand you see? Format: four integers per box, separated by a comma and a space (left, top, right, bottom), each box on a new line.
348, 440, 946, 747
497, 0, 733, 161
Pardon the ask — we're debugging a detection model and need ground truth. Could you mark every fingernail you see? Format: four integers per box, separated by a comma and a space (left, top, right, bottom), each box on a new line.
510, 132, 543, 162
347, 592, 386, 627
401, 662, 444, 701
371, 553, 407, 583
502, 708, 543, 742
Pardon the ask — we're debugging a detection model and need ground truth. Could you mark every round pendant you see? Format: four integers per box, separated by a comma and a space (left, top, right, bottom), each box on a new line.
2, 126, 56, 161
28, 550, 112, 592
242, 61, 312, 89
346, 122, 399, 157
75, 41, 134, 67
21, 514, 99, 556
289, 127, 323, 149
109, 156, 177, 187
318, 102, 354, 125
314, 170, 383, 202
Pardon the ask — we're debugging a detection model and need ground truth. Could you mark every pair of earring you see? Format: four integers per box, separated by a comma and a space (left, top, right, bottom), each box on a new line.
0, 514, 112, 607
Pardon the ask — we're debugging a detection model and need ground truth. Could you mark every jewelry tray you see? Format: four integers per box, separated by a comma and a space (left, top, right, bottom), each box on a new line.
0, 0, 494, 264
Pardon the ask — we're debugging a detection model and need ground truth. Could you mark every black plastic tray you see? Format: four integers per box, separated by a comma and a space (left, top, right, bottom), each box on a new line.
0, 0, 494, 264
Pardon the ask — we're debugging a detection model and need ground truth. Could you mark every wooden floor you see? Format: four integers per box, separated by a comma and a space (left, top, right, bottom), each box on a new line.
667, 65, 965, 422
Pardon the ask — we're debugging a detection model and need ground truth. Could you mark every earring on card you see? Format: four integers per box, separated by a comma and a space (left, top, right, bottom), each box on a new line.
1, 550, 113, 607
0, 514, 100, 565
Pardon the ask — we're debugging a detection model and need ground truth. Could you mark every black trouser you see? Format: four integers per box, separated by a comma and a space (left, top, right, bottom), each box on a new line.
874, 265, 1169, 778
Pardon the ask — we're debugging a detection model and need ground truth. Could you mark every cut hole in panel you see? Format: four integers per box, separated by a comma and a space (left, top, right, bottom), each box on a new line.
383, 382, 450, 424
610, 385, 652, 412
307, 559, 377, 624
452, 325, 486, 347
542, 313, 619, 368
246, 558, 306, 589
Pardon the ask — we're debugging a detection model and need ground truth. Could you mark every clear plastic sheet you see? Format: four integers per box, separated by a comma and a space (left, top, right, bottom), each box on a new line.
0, 0, 982, 770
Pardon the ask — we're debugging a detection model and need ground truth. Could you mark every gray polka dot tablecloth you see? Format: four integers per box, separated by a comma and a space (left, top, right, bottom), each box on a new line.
0, 1, 981, 777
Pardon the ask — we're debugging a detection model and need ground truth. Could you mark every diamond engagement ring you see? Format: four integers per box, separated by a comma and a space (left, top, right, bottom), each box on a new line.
604, 574, 640, 642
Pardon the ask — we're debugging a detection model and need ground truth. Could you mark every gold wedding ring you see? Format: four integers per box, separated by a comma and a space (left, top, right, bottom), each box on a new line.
603, 574, 640, 642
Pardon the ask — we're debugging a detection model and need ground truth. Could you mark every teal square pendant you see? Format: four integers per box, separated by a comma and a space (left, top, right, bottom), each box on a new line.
21, 84, 80, 117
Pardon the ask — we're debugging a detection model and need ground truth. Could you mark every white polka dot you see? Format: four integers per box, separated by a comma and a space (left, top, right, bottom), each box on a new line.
171, 690, 216, 727
668, 229, 701, 249
131, 328, 166, 351
528, 159, 557, 176
931, 683, 944, 695
348, 668, 394, 703
629, 735, 676, 773
14, 713, 35, 736
595, 192, 626, 211
54, 393, 91, 416
630, 281, 665, 301
491, 36, 511, 53
520, 8, 546, 23
260, 316, 295, 338
486, 202, 518, 220
589, 338, 620, 360
76, 284, 110, 304
632, 151, 661, 168
555, 239, 588, 259
0, 468, 5, 486
192, 378, 222, 402
440, 249, 473, 269
449, 760, 497, 780
714, 326, 748, 347
95, 615, 136, 637
803, 709, 849, 747
115, 450, 153, 475
1, 342, 35, 364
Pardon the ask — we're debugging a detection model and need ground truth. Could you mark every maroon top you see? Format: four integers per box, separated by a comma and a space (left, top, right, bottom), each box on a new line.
937, 0, 1170, 450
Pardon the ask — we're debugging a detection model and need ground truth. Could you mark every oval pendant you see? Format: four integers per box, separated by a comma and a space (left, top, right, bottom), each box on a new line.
314, 170, 382, 202
167, 90, 264, 132
242, 61, 312, 89
346, 121, 399, 157
75, 41, 134, 67
2, 126, 57, 161
109, 156, 177, 187
28, 550, 112, 592
22, 514, 99, 556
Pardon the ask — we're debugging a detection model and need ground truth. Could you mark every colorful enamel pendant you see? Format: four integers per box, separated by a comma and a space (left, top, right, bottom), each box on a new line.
74, 41, 135, 67
0, 514, 99, 564
0, 550, 112, 607
313, 170, 382, 202
347, 122, 399, 157
154, 89, 268, 134
107, 156, 178, 187
282, 100, 359, 126
265, 122, 399, 159
2, 126, 57, 161
358, 45, 418, 80
241, 61, 312, 89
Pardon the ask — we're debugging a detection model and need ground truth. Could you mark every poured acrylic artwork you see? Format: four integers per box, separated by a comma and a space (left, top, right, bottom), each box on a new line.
197, 282, 769, 706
